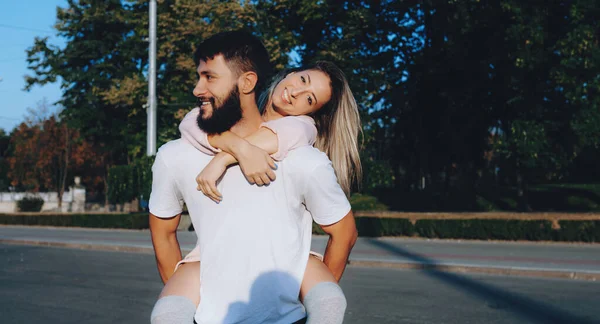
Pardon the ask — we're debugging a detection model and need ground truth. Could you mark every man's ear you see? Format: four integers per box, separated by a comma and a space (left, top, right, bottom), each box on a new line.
239, 71, 258, 94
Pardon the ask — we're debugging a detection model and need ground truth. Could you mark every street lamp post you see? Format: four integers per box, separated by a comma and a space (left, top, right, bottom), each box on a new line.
147, 0, 157, 156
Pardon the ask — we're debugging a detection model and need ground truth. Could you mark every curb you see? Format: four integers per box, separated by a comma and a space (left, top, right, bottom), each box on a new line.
0, 239, 157, 254
348, 260, 600, 281
2, 238, 599, 282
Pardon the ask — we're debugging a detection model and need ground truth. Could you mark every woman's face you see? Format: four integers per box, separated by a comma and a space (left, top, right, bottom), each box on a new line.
271, 69, 332, 117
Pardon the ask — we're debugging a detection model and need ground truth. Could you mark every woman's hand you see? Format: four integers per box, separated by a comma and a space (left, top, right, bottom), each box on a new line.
236, 142, 277, 186
196, 157, 227, 203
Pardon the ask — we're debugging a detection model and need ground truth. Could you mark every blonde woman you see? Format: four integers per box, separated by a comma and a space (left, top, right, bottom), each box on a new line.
174, 61, 361, 323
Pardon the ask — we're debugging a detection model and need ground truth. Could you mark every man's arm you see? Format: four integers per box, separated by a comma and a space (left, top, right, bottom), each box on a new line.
302, 158, 357, 282
149, 213, 183, 284
320, 211, 358, 282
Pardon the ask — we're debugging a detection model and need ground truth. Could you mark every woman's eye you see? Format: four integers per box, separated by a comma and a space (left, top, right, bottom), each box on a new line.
307, 96, 313, 105
301, 76, 306, 84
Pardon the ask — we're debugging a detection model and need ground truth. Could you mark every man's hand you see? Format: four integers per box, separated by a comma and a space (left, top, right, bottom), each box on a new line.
236, 142, 277, 186
196, 156, 227, 203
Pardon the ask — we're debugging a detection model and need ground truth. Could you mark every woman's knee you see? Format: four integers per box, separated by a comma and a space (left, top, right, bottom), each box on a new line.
300, 255, 336, 300
159, 261, 201, 305
303, 282, 347, 324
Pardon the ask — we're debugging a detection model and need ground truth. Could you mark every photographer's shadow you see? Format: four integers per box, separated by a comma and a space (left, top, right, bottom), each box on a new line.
223, 270, 305, 323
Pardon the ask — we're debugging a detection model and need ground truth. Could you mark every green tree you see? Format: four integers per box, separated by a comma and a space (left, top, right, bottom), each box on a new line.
23, 0, 600, 212
25, 0, 141, 208
491, 1, 600, 208
0, 128, 10, 191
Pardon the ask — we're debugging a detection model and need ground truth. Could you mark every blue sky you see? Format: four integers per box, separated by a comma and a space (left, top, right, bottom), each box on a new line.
0, 0, 67, 132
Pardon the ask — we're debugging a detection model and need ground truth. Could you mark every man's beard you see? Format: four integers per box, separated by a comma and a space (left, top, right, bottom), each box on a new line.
196, 86, 242, 135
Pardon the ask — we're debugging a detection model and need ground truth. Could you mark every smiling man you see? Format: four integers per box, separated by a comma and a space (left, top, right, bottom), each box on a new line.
194, 56, 247, 134
149, 30, 357, 324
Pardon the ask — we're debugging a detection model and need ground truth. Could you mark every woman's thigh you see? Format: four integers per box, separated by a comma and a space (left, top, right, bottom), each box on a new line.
158, 261, 201, 306
299, 255, 336, 301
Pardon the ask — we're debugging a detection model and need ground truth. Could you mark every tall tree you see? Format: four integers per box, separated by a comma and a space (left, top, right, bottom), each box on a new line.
25, 0, 141, 208
22, 0, 600, 211
491, 0, 600, 208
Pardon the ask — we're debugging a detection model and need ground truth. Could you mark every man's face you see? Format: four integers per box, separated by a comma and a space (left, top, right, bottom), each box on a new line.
193, 54, 243, 134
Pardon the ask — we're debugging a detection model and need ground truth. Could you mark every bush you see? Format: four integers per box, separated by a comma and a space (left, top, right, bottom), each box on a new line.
312, 221, 326, 235
556, 221, 600, 242
16, 196, 44, 212
107, 157, 154, 206
355, 218, 414, 237
262, 218, 597, 242
414, 219, 554, 241
107, 165, 135, 205
0, 213, 149, 229
350, 193, 389, 211
133, 156, 154, 202
1, 213, 598, 243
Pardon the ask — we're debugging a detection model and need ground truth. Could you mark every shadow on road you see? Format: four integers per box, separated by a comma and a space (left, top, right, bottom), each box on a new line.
366, 239, 597, 324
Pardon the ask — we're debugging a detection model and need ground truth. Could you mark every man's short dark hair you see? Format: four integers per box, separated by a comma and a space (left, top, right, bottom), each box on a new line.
194, 30, 273, 95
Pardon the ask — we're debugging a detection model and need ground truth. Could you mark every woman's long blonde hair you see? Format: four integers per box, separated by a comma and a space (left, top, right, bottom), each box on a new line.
259, 61, 362, 197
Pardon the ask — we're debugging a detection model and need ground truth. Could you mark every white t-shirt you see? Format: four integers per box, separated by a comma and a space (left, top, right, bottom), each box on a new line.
149, 139, 350, 324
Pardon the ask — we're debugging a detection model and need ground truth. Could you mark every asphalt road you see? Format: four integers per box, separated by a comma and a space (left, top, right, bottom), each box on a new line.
2, 226, 600, 278
1, 244, 599, 324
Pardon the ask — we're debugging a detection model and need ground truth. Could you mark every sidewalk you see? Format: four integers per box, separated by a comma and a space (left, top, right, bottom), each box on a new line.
1, 225, 599, 280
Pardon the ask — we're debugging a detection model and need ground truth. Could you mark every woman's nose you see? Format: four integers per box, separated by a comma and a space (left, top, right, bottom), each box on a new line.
290, 86, 308, 98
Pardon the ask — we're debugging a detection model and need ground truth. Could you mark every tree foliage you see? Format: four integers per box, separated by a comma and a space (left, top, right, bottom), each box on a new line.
15, 0, 600, 211
7, 112, 100, 206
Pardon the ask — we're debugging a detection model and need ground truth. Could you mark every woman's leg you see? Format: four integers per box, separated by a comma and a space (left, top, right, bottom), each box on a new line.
300, 255, 347, 324
151, 262, 201, 324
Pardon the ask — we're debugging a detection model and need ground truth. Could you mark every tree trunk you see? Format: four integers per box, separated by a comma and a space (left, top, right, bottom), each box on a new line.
470, 164, 480, 210
57, 126, 69, 209
515, 159, 530, 211
104, 173, 109, 212
444, 164, 451, 194
103, 156, 110, 212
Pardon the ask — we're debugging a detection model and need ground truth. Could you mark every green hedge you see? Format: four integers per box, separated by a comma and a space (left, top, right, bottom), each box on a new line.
107, 157, 154, 205
414, 219, 554, 241
556, 220, 600, 242
0, 213, 149, 229
355, 218, 414, 237
316, 218, 598, 242
312, 218, 414, 237
1, 213, 598, 242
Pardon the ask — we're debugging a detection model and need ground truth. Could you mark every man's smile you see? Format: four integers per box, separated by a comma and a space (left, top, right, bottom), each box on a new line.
197, 97, 214, 108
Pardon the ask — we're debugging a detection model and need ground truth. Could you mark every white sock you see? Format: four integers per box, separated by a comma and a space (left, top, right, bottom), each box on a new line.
150, 295, 196, 324
304, 282, 347, 324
